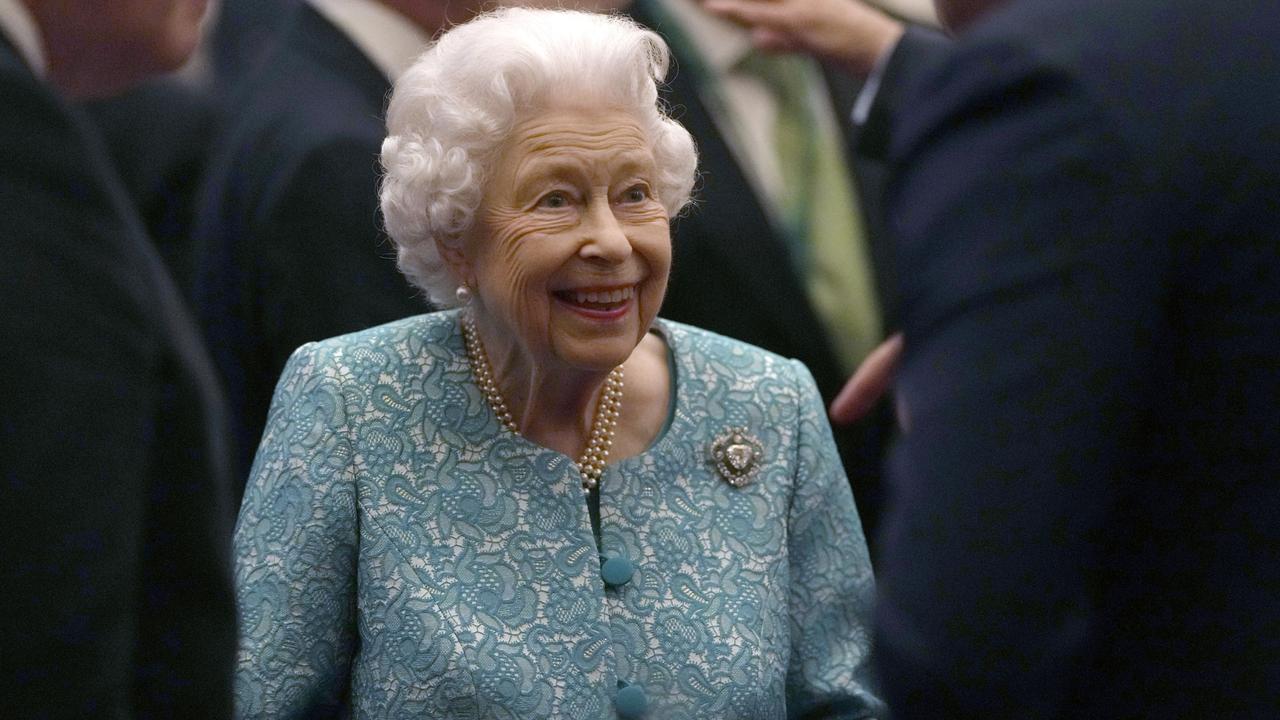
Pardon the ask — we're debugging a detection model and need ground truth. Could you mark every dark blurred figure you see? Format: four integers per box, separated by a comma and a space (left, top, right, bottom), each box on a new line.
209, 0, 300, 92
629, 0, 897, 540
0, 0, 236, 717
700, 0, 951, 428
80, 0, 300, 296
83, 77, 219, 292
867, 0, 1280, 716
193, 0, 479, 488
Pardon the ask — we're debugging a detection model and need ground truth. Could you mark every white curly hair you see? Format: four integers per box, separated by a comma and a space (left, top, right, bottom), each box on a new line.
379, 7, 698, 308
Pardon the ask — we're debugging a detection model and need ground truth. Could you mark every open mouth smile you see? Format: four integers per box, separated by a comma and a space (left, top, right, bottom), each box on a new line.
553, 285, 636, 320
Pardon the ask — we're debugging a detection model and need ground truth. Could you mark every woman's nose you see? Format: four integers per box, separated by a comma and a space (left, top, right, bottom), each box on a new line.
578, 197, 631, 262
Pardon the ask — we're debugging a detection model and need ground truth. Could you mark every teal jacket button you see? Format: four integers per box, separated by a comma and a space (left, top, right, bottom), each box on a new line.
601, 555, 635, 587
615, 683, 647, 717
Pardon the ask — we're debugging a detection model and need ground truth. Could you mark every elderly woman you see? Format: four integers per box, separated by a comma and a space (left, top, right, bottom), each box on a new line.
233, 8, 878, 719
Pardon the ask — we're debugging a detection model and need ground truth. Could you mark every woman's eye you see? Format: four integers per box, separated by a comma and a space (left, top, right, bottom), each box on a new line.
622, 185, 649, 203
538, 191, 570, 209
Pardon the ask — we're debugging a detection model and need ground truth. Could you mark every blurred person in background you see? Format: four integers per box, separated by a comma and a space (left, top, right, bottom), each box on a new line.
192, 0, 488, 488
626, 0, 900, 543
80, 0, 303, 297
714, 0, 1280, 715
79, 0, 228, 294
0, 0, 237, 716
232, 9, 880, 717
701, 0, 952, 426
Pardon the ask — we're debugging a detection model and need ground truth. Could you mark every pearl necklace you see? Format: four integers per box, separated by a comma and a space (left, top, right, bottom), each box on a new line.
461, 316, 624, 491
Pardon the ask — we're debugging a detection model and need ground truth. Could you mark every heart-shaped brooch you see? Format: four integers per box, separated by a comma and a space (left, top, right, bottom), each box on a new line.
709, 426, 764, 487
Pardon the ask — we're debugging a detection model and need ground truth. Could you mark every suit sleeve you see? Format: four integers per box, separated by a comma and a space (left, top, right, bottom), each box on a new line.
784, 361, 884, 720
233, 343, 359, 719
874, 37, 1170, 718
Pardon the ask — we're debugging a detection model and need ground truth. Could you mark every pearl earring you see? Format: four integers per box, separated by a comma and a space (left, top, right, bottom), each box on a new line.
455, 284, 473, 305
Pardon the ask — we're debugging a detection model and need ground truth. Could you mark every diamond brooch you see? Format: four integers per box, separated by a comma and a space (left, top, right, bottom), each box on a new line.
709, 426, 763, 487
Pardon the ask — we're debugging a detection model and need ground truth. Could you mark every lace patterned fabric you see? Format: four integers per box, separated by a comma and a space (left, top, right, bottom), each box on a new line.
233, 309, 881, 719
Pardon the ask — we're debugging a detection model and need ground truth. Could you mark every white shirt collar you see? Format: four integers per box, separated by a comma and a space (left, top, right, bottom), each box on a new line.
306, 0, 432, 81
851, 34, 900, 126
0, 0, 47, 77
655, 0, 753, 77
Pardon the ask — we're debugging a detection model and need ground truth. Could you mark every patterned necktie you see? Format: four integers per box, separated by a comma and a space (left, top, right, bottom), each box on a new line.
736, 52, 883, 372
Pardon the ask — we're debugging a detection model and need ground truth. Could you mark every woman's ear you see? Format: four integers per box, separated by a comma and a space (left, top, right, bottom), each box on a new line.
436, 236, 474, 289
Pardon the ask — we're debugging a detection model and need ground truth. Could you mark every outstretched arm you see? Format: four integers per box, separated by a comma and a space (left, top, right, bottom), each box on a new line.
704, 0, 905, 77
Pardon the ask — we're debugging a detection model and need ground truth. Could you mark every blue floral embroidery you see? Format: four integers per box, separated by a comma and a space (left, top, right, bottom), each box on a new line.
234, 309, 881, 718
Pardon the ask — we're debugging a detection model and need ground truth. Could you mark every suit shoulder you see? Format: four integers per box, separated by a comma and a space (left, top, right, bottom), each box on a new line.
212, 41, 387, 174
200, 64, 386, 236
219, 82, 383, 171
0, 60, 88, 176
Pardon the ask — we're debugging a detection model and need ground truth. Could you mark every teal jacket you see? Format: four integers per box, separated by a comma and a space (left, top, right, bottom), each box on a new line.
234, 310, 880, 718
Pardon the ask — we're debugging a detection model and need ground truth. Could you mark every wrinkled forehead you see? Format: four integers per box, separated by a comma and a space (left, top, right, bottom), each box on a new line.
497, 106, 656, 174
510, 112, 649, 151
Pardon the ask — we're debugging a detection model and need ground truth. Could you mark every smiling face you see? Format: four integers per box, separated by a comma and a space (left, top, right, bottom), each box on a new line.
453, 105, 672, 375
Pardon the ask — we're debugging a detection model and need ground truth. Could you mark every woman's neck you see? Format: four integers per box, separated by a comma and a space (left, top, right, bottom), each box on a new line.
499, 357, 613, 454
470, 316, 619, 460
464, 309, 670, 464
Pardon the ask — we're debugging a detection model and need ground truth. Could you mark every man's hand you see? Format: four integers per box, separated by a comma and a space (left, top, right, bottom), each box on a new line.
702, 0, 905, 77
830, 333, 903, 425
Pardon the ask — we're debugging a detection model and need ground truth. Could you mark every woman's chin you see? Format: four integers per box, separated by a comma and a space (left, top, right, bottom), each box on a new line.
556, 343, 638, 374
548, 317, 644, 373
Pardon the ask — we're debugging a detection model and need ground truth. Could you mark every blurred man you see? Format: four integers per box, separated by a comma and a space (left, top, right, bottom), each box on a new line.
628, 0, 899, 539
194, 0, 486, 486
81, 2, 222, 292
702, 0, 949, 427
873, 0, 1278, 716
0, 0, 236, 716
714, 0, 1280, 714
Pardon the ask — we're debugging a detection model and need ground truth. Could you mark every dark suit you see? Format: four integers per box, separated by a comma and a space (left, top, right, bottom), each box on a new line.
0, 38, 235, 718
853, 24, 950, 163
210, 0, 301, 92
876, 0, 1280, 716
631, 0, 896, 539
194, 5, 426, 487
83, 77, 220, 293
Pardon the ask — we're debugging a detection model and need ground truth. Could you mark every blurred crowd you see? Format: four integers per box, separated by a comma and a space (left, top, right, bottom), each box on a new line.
3, 0, 1277, 716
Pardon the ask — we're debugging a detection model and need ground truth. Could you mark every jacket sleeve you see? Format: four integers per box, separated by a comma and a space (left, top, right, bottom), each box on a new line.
785, 360, 884, 720
233, 342, 360, 719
